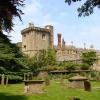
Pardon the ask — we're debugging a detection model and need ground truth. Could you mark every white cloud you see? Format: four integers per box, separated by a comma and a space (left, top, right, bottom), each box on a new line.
9, 0, 43, 43
23, 0, 42, 17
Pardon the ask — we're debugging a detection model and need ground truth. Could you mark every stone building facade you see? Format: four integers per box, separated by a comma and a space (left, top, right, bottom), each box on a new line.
21, 23, 54, 57
21, 23, 100, 71
56, 33, 100, 71
56, 33, 89, 61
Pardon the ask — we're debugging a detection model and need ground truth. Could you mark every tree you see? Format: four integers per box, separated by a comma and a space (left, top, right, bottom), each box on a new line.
0, 0, 24, 32
46, 47, 57, 66
65, 0, 100, 16
82, 51, 97, 68
0, 1, 26, 82
0, 32, 31, 82
28, 47, 57, 72
64, 61, 76, 70
0, 33, 28, 73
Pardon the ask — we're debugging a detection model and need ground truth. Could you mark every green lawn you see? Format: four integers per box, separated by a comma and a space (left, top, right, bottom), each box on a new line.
0, 80, 100, 100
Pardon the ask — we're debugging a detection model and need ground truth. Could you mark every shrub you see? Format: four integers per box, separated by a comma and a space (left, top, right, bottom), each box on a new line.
80, 63, 90, 70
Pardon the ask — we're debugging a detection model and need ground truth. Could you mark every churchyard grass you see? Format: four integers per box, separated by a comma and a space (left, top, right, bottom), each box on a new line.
0, 80, 100, 100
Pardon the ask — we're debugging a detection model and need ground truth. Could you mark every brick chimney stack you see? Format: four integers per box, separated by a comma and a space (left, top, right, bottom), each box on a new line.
57, 33, 61, 48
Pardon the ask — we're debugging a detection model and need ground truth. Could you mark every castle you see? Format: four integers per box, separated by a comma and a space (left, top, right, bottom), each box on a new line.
21, 23, 53, 57
21, 23, 100, 71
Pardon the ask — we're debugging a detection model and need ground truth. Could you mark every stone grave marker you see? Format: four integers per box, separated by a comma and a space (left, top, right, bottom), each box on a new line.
84, 81, 91, 91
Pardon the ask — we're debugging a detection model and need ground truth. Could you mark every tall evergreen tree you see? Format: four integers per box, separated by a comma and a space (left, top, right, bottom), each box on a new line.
0, 0, 24, 32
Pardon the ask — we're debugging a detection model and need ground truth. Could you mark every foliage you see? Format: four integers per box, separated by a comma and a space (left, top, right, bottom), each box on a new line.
46, 47, 57, 66
40, 66, 65, 71
0, 33, 30, 81
0, 0, 25, 82
8, 74, 23, 81
80, 63, 90, 70
65, 0, 100, 16
90, 70, 100, 78
90, 70, 98, 78
28, 47, 57, 72
58, 61, 91, 71
82, 51, 97, 67
64, 62, 76, 70
27, 50, 47, 72
58, 51, 97, 71
0, 0, 24, 32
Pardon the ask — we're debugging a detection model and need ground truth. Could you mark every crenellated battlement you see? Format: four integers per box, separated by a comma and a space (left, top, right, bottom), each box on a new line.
21, 27, 51, 35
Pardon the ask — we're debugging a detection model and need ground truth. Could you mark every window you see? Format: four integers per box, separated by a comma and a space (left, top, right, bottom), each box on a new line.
42, 34, 46, 40
24, 45, 26, 49
24, 34, 26, 37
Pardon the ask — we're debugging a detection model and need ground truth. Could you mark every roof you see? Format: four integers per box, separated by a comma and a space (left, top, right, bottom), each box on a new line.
49, 70, 90, 73
68, 75, 88, 81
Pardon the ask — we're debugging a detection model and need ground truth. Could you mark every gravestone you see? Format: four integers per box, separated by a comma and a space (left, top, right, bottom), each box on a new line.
84, 81, 91, 91
38, 71, 50, 85
68, 75, 88, 89
24, 80, 45, 94
0, 74, 8, 86
45, 76, 50, 85
38, 71, 48, 78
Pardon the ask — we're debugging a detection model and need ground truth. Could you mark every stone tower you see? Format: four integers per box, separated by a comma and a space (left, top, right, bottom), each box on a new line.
21, 23, 54, 57
45, 25, 54, 48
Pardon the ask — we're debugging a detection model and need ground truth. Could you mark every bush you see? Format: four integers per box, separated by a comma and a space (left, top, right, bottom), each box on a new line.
80, 63, 90, 70
65, 62, 76, 71
8, 75, 23, 84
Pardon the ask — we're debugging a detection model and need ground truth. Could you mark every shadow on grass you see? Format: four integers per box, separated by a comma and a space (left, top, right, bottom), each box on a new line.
0, 93, 27, 100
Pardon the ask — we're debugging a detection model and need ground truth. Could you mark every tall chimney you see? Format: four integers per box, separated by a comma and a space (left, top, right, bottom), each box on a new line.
57, 33, 61, 48
62, 38, 65, 48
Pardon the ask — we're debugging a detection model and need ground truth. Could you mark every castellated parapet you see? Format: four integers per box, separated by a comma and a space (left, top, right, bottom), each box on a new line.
21, 23, 54, 57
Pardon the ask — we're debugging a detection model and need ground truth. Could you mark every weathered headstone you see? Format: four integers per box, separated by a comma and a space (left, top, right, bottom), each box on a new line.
45, 76, 50, 85
84, 81, 91, 91
38, 71, 48, 79
24, 80, 45, 94
68, 75, 88, 89
0, 75, 8, 86
38, 71, 50, 85
1, 74, 5, 85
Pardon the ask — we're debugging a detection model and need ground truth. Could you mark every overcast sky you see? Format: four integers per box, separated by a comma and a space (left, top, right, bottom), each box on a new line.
6, 0, 100, 50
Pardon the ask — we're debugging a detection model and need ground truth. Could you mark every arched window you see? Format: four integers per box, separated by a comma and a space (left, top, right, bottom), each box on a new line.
42, 34, 46, 40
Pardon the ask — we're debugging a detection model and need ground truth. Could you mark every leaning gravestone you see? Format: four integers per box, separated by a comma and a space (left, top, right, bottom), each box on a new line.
84, 81, 91, 91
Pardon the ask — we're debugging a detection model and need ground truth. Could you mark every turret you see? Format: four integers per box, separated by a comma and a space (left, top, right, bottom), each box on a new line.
45, 25, 54, 47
